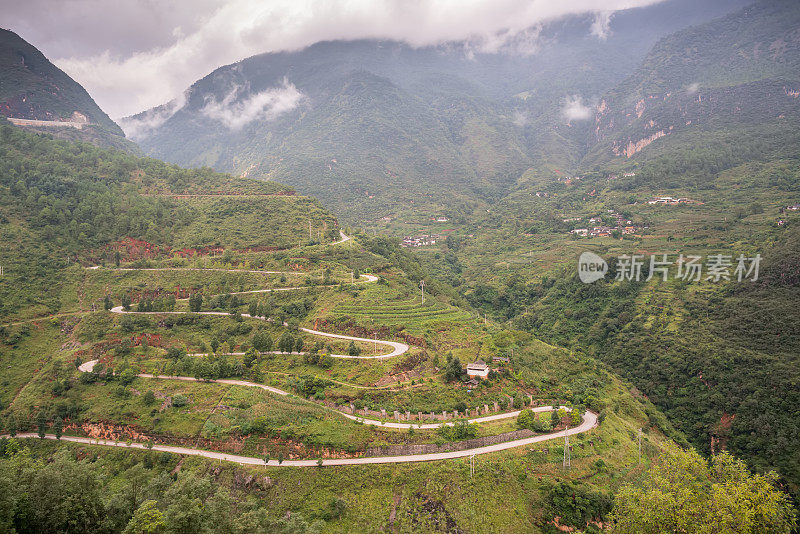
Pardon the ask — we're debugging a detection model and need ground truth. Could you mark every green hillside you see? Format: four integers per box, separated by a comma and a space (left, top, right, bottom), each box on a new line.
412, 0, 800, 506
587, 0, 800, 167
0, 123, 726, 533
0, 119, 334, 321
1, 1, 798, 531
0, 29, 121, 134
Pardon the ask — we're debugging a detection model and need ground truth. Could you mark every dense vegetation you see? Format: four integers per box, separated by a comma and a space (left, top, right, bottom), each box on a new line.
0, 29, 124, 139
0, 120, 336, 319
0, 439, 330, 533
611, 445, 796, 533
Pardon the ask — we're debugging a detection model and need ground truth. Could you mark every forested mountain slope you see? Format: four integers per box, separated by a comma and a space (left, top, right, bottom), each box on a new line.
125, 0, 747, 223
585, 0, 800, 168
0, 119, 335, 321
424, 0, 800, 504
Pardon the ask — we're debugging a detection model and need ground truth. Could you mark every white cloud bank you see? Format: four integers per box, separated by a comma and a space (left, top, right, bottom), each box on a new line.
119, 92, 188, 140
200, 79, 304, 130
590, 11, 614, 40
5, 0, 660, 118
561, 95, 595, 122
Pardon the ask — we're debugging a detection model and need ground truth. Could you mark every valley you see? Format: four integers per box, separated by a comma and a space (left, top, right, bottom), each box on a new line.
1, 0, 799, 532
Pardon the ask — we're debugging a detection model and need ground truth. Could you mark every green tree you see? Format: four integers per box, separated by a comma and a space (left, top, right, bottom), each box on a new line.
279, 332, 294, 353
104, 295, 114, 310
188, 293, 203, 313
516, 409, 535, 430
122, 294, 132, 311
252, 332, 272, 352
36, 411, 47, 438
143, 390, 156, 406
53, 416, 63, 440
611, 446, 797, 534
318, 353, 333, 369
444, 356, 463, 382
551, 408, 561, 427
570, 408, 582, 426
347, 341, 361, 356
243, 347, 257, 368
120, 367, 138, 386
123, 499, 166, 534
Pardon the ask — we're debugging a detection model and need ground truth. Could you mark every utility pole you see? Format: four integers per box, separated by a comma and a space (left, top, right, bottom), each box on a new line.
419, 280, 425, 304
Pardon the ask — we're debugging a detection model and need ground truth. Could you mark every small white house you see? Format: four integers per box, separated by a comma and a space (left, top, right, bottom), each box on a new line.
466, 360, 489, 379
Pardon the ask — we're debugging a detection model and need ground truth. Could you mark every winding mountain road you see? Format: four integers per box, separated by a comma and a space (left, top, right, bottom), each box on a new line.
109, 293, 404, 360
61, 229, 599, 466
7, 410, 596, 467
78, 358, 580, 430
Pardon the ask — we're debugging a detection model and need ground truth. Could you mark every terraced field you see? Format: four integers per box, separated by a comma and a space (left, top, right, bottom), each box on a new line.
332, 294, 472, 327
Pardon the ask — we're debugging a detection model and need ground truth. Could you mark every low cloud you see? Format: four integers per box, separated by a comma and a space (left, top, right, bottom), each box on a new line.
462, 24, 544, 58
561, 95, 595, 122
687, 82, 700, 94
200, 79, 303, 130
3, 0, 660, 118
590, 11, 614, 40
119, 91, 188, 140
512, 110, 529, 127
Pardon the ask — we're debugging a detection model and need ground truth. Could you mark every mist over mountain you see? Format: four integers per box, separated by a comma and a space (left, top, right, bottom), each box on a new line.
124, 0, 749, 223
2, 1, 800, 530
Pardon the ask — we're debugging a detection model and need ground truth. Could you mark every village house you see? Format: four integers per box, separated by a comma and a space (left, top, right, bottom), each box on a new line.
590, 226, 614, 237
648, 196, 695, 205
400, 234, 440, 247
466, 360, 490, 379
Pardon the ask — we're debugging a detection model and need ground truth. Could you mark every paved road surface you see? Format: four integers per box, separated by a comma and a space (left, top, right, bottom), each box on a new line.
79, 359, 577, 431
5, 411, 596, 467
109, 274, 404, 361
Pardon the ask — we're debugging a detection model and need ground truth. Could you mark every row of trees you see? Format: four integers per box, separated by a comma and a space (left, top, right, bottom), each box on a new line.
0, 440, 328, 533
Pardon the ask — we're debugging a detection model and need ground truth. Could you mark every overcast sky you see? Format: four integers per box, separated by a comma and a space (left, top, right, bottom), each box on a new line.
4, 0, 660, 119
